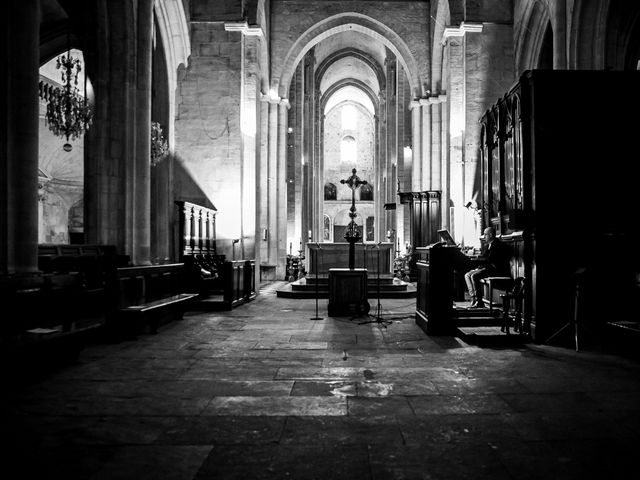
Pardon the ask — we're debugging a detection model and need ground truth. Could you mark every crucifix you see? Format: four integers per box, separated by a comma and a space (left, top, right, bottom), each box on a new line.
340, 168, 368, 269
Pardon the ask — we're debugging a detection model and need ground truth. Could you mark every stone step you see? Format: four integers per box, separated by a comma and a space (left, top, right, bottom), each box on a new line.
456, 326, 530, 346
276, 282, 417, 299
291, 282, 409, 292
302, 275, 397, 285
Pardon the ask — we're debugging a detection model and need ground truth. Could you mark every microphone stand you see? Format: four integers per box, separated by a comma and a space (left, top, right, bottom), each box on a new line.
359, 242, 391, 327
310, 242, 323, 320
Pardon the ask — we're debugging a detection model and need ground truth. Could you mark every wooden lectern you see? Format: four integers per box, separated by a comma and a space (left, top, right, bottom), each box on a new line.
328, 268, 370, 317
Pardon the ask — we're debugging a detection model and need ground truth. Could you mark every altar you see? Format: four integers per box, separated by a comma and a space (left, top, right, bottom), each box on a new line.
306, 242, 394, 276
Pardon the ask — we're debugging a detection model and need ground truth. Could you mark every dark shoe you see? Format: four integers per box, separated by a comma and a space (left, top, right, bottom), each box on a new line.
468, 301, 480, 308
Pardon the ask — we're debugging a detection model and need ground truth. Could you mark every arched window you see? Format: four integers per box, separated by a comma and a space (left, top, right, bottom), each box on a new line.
341, 136, 356, 164
360, 184, 373, 201
324, 182, 337, 200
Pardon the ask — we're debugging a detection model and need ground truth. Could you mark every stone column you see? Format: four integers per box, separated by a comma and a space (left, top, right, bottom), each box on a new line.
242, 35, 259, 263
420, 99, 431, 191
258, 97, 270, 268
133, 0, 154, 265
267, 100, 279, 267
291, 64, 304, 250
440, 94, 450, 231
549, 0, 567, 69
444, 34, 465, 243
2, 0, 40, 275
314, 90, 323, 244
430, 97, 444, 191
376, 92, 385, 242
302, 49, 316, 243
410, 101, 422, 192
385, 54, 398, 238
277, 102, 288, 279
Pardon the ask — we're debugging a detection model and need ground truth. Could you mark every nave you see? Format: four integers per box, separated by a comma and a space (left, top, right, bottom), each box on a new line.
3, 284, 640, 480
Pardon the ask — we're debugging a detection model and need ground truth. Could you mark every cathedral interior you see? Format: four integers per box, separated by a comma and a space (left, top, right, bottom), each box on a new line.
2, 1, 640, 478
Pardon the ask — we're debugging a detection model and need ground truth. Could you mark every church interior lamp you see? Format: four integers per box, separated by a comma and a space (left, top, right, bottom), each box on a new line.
45, 49, 92, 152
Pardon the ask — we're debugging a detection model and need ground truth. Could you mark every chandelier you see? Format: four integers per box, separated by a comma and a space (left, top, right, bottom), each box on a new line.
45, 50, 92, 151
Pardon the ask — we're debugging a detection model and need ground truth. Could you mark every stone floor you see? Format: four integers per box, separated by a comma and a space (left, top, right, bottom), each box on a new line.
3, 281, 640, 479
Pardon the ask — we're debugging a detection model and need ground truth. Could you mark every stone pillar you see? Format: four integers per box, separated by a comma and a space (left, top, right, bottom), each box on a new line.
133, 0, 154, 265
550, 0, 567, 69
292, 64, 304, 250
242, 35, 259, 263
376, 92, 386, 242
445, 35, 465, 243
258, 97, 270, 268
277, 102, 288, 279
302, 49, 316, 243
420, 99, 431, 190
268, 100, 279, 267
385, 55, 398, 238
440, 94, 450, 231
430, 98, 444, 191
2, 0, 40, 275
410, 101, 422, 192
314, 90, 323, 244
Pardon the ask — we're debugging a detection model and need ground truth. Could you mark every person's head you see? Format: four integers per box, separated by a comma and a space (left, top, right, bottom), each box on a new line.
483, 227, 496, 243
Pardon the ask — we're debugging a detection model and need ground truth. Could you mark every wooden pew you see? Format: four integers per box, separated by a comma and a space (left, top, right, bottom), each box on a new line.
110, 264, 198, 337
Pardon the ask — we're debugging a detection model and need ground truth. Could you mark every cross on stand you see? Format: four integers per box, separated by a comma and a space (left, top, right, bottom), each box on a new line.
340, 168, 368, 269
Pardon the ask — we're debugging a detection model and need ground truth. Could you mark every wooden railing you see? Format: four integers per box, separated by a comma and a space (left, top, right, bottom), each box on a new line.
175, 200, 217, 257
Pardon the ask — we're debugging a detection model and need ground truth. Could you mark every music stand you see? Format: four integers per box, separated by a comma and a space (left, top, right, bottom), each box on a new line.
310, 242, 323, 321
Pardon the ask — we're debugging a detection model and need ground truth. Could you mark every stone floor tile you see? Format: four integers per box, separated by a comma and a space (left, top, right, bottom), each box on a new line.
281, 415, 404, 445
202, 395, 347, 416
156, 416, 287, 445
408, 394, 515, 415
90, 445, 212, 480
397, 413, 522, 446
195, 444, 371, 480
347, 396, 414, 416
498, 392, 602, 413
368, 442, 512, 480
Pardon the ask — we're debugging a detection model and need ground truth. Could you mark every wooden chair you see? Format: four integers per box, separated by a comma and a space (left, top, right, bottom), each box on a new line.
500, 276, 526, 335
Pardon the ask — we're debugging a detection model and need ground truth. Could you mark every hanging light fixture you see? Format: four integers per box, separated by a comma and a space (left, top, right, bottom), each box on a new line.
150, 121, 169, 166
45, 48, 92, 151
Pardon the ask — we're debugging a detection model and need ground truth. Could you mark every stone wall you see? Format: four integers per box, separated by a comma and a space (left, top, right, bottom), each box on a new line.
174, 19, 244, 260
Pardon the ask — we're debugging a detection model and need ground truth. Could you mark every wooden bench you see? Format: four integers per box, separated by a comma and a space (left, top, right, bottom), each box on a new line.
119, 293, 198, 334
111, 264, 198, 337
480, 276, 514, 314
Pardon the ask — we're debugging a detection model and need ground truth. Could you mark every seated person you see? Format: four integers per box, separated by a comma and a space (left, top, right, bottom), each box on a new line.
464, 227, 510, 308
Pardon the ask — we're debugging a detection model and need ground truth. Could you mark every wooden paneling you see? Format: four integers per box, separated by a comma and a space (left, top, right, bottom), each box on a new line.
479, 70, 640, 343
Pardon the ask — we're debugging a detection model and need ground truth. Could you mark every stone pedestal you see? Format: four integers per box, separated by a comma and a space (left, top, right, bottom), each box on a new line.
327, 268, 370, 317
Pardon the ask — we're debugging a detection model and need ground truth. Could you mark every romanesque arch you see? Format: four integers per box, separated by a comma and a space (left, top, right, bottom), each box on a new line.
274, 12, 423, 99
